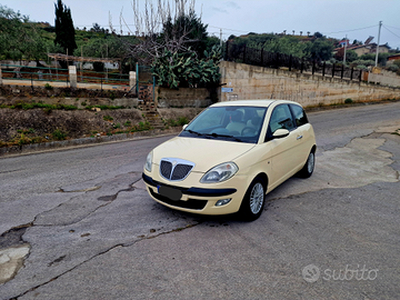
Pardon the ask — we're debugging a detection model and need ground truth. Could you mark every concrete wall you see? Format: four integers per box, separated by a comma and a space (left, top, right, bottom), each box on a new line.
155, 87, 211, 108
368, 68, 400, 88
219, 61, 400, 107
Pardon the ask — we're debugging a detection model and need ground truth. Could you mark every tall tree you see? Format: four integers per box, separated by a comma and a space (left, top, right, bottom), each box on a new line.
54, 0, 77, 56
0, 5, 48, 62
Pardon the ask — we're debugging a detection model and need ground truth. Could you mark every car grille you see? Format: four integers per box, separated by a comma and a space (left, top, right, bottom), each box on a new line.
160, 158, 195, 181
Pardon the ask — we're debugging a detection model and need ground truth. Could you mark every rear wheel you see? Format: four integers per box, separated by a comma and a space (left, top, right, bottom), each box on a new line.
298, 150, 315, 178
239, 178, 266, 221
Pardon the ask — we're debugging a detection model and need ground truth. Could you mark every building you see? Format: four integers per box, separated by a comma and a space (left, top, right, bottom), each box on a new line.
387, 54, 400, 65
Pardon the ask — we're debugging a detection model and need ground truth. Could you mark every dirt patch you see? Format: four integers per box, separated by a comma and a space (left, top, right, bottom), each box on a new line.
0, 108, 144, 143
0, 104, 203, 147
0, 85, 134, 100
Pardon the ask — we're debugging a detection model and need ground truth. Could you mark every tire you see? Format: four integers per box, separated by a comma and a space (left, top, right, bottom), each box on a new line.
239, 177, 266, 221
298, 150, 315, 178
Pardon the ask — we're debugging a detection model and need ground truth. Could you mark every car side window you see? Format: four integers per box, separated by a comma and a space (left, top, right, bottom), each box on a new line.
269, 104, 295, 133
290, 104, 308, 127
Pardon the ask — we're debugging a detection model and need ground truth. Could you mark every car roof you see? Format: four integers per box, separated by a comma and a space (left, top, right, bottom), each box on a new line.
210, 100, 301, 108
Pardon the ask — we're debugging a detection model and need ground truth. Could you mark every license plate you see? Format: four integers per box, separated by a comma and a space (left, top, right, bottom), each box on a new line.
158, 185, 182, 201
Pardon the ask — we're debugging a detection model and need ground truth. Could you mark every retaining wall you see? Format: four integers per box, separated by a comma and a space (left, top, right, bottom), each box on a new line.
219, 61, 400, 107
155, 87, 211, 108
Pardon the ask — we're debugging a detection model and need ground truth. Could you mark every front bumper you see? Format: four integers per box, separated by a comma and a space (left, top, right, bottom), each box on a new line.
142, 173, 246, 215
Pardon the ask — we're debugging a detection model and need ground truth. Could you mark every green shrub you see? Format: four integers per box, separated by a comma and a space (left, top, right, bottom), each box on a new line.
344, 98, 353, 104
52, 129, 67, 141
44, 83, 53, 90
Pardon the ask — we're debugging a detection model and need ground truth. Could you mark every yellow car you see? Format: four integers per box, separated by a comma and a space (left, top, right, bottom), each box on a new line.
143, 100, 316, 221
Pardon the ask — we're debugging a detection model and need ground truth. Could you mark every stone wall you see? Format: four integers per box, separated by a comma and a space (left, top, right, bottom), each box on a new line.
219, 61, 400, 107
368, 68, 400, 88
155, 87, 211, 108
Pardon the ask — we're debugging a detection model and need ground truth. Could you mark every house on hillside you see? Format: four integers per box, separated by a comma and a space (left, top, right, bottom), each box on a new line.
334, 36, 391, 56
387, 54, 400, 65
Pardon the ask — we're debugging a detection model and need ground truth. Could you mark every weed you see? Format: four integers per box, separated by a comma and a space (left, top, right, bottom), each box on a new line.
177, 116, 189, 126
44, 83, 53, 90
103, 115, 114, 121
52, 129, 67, 141
16, 133, 31, 146
81, 101, 87, 106
113, 123, 121, 129
124, 120, 132, 127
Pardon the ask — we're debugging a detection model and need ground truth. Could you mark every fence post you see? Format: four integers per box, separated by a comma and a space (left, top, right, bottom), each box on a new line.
332, 63, 335, 78
341, 64, 344, 79
359, 69, 362, 82
301, 58, 304, 73
261, 49, 264, 66
136, 62, 139, 95
68, 65, 77, 88
350, 68, 354, 80
225, 41, 229, 61
276, 53, 280, 69
129, 71, 136, 91
322, 61, 326, 77
0, 66, 2, 86
312, 60, 315, 75
289, 55, 292, 71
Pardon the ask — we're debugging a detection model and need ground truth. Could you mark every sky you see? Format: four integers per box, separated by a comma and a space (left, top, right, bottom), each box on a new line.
2, 0, 400, 49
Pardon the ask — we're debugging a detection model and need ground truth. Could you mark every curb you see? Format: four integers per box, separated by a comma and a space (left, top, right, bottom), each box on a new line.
0, 127, 182, 158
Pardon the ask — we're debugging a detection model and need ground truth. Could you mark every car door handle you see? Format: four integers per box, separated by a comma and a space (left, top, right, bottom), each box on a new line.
296, 135, 303, 140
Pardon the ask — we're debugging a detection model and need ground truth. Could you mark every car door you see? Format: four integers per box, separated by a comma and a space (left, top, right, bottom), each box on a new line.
266, 104, 302, 189
289, 104, 314, 168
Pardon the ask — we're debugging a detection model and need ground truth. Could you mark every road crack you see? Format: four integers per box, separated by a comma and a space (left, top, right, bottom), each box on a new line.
6, 220, 201, 300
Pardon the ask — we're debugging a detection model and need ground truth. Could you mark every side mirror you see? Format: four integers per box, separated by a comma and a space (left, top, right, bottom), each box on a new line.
272, 129, 290, 139
182, 124, 188, 130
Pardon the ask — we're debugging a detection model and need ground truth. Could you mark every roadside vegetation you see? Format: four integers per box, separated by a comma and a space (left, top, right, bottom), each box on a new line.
1, 0, 399, 149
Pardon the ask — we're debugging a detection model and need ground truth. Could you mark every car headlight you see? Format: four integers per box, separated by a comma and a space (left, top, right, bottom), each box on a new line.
200, 162, 239, 183
144, 151, 153, 172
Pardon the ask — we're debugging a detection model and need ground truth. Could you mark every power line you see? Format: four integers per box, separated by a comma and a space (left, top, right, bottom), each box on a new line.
323, 24, 377, 35
383, 25, 400, 40
384, 24, 400, 31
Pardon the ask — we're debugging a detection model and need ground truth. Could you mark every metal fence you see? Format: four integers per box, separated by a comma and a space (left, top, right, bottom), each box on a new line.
77, 69, 129, 86
225, 42, 363, 81
1, 64, 69, 83
1, 63, 131, 87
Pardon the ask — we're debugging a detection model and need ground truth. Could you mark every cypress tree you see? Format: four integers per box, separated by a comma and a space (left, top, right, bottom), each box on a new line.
54, 0, 77, 56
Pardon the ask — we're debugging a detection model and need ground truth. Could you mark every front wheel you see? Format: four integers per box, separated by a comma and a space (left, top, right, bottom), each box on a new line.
239, 178, 266, 221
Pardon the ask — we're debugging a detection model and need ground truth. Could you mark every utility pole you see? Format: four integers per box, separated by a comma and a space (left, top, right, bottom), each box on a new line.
343, 34, 347, 65
220, 28, 223, 48
375, 21, 382, 67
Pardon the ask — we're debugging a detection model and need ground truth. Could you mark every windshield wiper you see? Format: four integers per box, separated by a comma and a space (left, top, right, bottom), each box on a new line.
186, 129, 205, 136
206, 132, 244, 142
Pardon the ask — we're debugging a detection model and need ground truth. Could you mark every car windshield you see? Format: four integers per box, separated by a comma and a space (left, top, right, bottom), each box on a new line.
179, 106, 267, 143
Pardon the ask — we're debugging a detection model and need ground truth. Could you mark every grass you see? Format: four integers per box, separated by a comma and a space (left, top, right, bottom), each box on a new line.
1, 102, 78, 111
164, 116, 189, 127
0, 102, 126, 111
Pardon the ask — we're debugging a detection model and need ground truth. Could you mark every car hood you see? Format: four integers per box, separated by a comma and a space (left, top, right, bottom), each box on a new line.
153, 137, 256, 172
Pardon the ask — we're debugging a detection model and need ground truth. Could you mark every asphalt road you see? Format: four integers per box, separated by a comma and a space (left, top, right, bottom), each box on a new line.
0, 102, 400, 300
